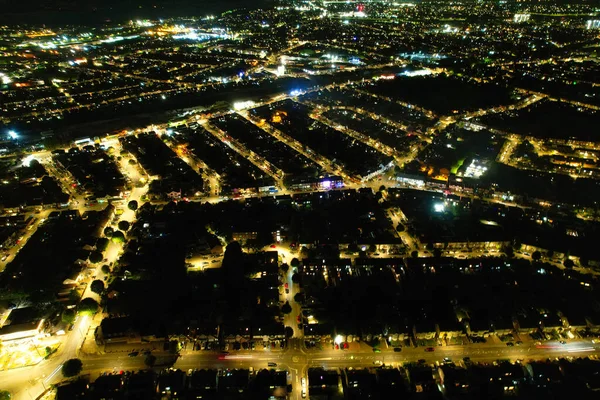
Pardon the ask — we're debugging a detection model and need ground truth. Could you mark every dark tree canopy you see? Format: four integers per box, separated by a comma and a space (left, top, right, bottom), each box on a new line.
281, 302, 292, 314
78, 297, 99, 314
411, 250, 418, 259
285, 326, 294, 338
103, 227, 114, 237
291, 273, 299, 284
118, 220, 130, 231
89, 251, 103, 264
62, 309, 76, 324
111, 230, 125, 243
90, 280, 104, 295
128, 200, 138, 211
281, 263, 289, 273
61, 358, 83, 377
564, 259, 575, 269
290, 258, 300, 268
532, 251, 542, 262
96, 237, 109, 252
294, 292, 304, 303
101, 265, 111, 275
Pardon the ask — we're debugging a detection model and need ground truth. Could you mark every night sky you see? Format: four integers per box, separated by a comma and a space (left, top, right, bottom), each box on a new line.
1, 0, 273, 24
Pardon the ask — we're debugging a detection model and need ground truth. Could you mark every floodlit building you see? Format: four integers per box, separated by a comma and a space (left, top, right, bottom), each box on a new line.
0, 307, 45, 342
513, 14, 531, 23
586, 20, 600, 30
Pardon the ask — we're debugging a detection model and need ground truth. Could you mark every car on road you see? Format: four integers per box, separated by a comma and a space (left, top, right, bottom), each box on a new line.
301, 389, 307, 398
268, 362, 277, 367
393, 347, 402, 352
372, 348, 381, 353
128, 351, 139, 357
443, 357, 452, 363
1, 255, 7, 262
506, 342, 514, 347
425, 347, 435, 352
559, 340, 567, 344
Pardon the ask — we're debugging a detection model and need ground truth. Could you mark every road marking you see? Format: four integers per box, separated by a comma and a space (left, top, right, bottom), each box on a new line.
45, 365, 62, 383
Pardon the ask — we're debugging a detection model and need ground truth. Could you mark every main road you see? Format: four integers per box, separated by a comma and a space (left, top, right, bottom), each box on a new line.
2, 326, 599, 400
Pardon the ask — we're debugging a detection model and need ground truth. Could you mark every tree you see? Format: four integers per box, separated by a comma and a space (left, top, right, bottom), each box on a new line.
118, 220, 130, 231
503, 246, 514, 258
96, 237, 109, 252
89, 251, 103, 264
579, 257, 589, 267
290, 258, 300, 268
111, 230, 125, 243
347, 243, 359, 253
144, 354, 156, 368
101, 265, 111, 275
368, 244, 377, 253
62, 309, 76, 324
425, 243, 434, 251
128, 200, 138, 211
90, 280, 104, 295
531, 251, 542, 262
281, 302, 292, 314
285, 326, 294, 339
410, 250, 418, 259
78, 297, 99, 314
103, 227, 114, 238
433, 248, 442, 258
378, 185, 386, 192
61, 358, 83, 377
69, 289, 81, 303
0, 390, 10, 400
294, 292, 304, 303
564, 259, 574, 269
299, 246, 309, 258
513, 237, 522, 251
396, 224, 405, 233
128, 159, 136, 165
546, 249, 554, 259
281, 264, 289, 273
291, 273, 299, 284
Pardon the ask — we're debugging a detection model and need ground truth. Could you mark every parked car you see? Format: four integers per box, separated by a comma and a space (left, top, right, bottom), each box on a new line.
425, 347, 435, 352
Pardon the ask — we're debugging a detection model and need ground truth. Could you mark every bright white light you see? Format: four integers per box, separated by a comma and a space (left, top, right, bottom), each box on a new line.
8, 130, 18, 140
334, 335, 344, 345
434, 203, 445, 213
233, 100, 255, 110
165, 129, 174, 136
22, 155, 36, 167
276, 65, 285, 76
0, 73, 11, 85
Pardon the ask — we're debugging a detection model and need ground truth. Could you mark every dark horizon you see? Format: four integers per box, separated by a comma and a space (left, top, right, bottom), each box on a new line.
0, 0, 273, 25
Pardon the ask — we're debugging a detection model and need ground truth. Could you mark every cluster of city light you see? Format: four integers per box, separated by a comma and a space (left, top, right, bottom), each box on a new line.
464, 160, 488, 179
0, 72, 11, 85
232, 100, 256, 111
